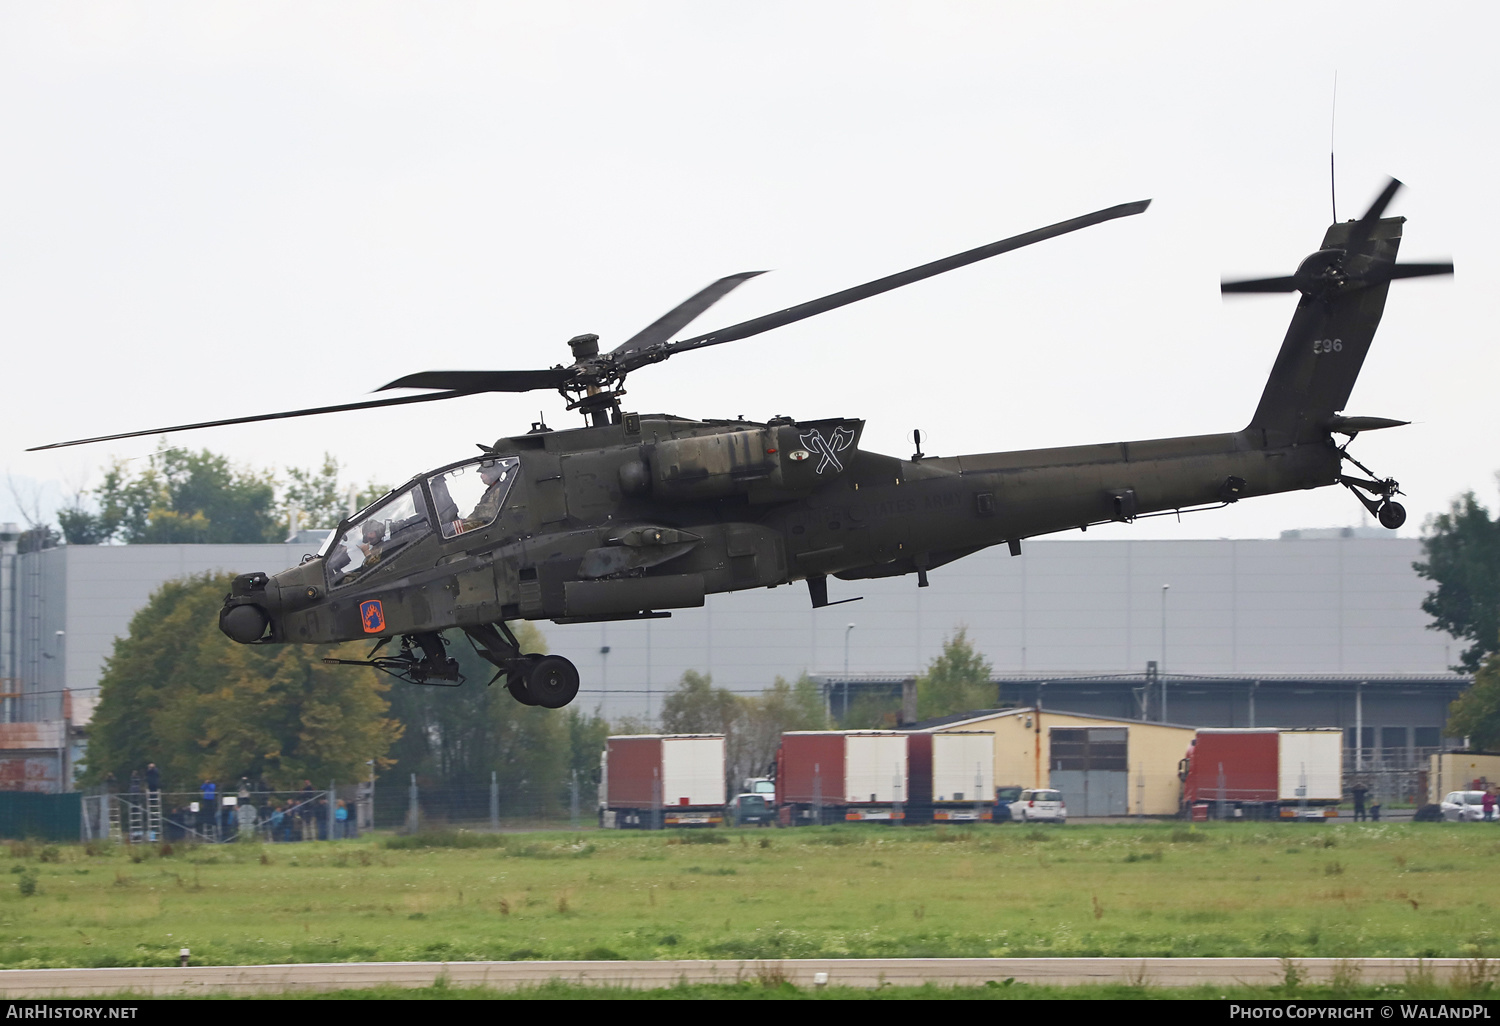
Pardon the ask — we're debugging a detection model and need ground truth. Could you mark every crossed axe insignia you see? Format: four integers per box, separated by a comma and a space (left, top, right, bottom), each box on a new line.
799, 426, 855, 474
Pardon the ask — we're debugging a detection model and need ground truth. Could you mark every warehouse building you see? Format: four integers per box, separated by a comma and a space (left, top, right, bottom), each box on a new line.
917, 708, 1196, 816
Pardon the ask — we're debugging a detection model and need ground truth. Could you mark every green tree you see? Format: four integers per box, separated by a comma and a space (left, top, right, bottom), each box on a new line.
659, 670, 740, 734
281, 453, 389, 531
916, 626, 995, 719
565, 706, 613, 799
1415, 487, 1500, 673
87, 447, 281, 544
85, 573, 402, 791
659, 671, 830, 796
378, 622, 613, 820
734, 673, 827, 788
57, 499, 106, 545
1447, 648, 1500, 749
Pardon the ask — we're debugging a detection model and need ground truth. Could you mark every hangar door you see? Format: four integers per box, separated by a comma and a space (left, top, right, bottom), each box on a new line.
1049, 727, 1128, 817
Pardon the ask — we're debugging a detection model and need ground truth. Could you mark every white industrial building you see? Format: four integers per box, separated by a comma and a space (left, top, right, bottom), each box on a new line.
0, 526, 1470, 792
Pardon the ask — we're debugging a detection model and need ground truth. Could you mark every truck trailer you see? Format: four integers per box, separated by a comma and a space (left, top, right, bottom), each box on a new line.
1179, 728, 1343, 821
907, 731, 995, 823
599, 734, 726, 829
775, 731, 909, 824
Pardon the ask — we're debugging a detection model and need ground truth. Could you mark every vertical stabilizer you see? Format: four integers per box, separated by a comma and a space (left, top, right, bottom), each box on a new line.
1246, 217, 1403, 446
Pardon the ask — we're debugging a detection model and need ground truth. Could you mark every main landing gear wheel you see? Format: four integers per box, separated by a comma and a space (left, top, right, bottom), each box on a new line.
504, 654, 545, 706
525, 655, 580, 708
1378, 501, 1406, 530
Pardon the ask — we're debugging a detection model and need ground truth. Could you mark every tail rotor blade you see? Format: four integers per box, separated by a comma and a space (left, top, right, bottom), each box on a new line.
1359, 177, 1403, 223
1222, 276, 1298, 294
1382, 261, 1454, 282
1345, 177, 1403, 253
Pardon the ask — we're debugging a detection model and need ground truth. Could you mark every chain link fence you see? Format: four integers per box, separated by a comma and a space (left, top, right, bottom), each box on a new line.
79, 772, 599, 842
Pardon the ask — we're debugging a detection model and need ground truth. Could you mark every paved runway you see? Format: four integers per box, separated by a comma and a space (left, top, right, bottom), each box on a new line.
0, 957, 1477, 996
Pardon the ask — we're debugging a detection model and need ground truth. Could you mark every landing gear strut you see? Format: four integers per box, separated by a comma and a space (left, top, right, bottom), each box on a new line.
322, 631, 463, 686
1337, 444, 1405, 530
462, 623, 581, 708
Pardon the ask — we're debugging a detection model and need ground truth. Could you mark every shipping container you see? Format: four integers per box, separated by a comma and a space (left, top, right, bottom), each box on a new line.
598, 734, 726, 828
1179, 728, 1342, 820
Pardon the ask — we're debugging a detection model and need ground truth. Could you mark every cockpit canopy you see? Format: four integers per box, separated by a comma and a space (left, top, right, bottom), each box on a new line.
323, 456, 520, 589
428, 457, 519, 540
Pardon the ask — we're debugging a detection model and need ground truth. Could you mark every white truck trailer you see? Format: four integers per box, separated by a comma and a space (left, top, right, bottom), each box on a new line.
599, 734, 726, 829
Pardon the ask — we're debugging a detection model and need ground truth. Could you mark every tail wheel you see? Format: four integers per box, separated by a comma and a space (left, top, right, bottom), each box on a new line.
526, 654, 580, 709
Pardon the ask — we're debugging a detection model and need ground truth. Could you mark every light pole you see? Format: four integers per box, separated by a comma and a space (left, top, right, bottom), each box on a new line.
843, 623, 856, 724
1160, 584, 1170, 721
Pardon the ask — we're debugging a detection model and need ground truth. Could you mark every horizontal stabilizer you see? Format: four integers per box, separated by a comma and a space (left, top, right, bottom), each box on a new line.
1325, 416, 1410, 435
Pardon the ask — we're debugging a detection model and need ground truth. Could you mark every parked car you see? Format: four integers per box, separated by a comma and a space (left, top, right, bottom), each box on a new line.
742, 777, 775, 796
1440, 790, 1490, 822
1013, 788, 1066, 824
993, 785, 1024, 823
726, 792, 775, 827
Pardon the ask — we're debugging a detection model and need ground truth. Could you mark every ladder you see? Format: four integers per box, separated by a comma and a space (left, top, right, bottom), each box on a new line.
126, 797, 143, 844
106, 795, 122, 844
146, 791, 162, 842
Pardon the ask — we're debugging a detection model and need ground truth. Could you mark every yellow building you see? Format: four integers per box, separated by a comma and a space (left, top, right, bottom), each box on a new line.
920, 709, 1197, 816
1428, 752, 1500, 804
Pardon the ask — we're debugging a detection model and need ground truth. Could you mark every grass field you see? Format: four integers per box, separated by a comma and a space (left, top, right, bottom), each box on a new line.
1, 822, 1497, 969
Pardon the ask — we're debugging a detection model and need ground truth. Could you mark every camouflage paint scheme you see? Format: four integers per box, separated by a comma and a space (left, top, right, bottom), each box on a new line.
236, 217, 1406, 653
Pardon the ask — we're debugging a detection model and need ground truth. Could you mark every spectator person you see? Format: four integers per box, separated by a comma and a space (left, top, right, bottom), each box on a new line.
1350, 782, 1369, 822
201, 779, 217, 839
1485, 789, 1497, 823
335, 799, 348, 840
299, 780, 316, 841
145, 762, 160, 794
1369, 795, 1382, 822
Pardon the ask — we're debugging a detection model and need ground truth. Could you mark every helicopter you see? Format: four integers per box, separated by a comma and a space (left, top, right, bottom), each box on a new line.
32, 179, 1452, 709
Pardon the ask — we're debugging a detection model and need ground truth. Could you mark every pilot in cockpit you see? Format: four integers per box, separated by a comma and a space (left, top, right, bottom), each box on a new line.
356, 520, 386, 568
457, 461, 509, 533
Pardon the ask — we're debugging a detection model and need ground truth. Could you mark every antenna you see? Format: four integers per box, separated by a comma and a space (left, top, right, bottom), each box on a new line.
1330, 71, 1339, 222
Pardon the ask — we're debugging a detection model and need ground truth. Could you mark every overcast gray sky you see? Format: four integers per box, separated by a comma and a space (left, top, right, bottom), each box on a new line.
3, 2, 1494, 541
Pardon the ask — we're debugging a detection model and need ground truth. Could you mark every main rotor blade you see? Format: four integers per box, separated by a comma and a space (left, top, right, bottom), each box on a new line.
377, 369, 572, 393
1221, 276, 1297, 294
608, 271, 767, 359
27, 389, 477, 452
615, 199, 1152, 371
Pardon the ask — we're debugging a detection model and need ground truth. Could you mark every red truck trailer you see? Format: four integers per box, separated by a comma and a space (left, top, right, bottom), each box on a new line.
776, 731, 909, 824
1179, 728, 1343, 821
599, 734, 726, 829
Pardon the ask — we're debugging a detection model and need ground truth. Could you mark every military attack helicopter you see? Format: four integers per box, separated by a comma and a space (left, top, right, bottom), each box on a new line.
32, 179, 1452, 709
